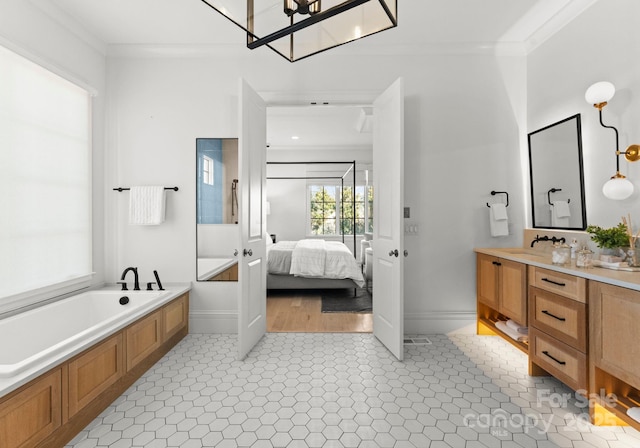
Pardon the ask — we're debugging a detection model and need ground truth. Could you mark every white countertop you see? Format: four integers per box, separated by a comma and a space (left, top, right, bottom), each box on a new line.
197, 258, 237, 281
475, 247, 640, 292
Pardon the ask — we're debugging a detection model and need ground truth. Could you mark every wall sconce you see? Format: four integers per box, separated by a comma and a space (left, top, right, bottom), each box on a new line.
585, 81, 640, 200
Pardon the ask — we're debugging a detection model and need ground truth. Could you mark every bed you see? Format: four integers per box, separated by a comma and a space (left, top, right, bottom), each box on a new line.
267, 239, 365, 290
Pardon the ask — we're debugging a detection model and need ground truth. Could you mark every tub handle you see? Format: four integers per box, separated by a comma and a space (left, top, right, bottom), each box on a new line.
117, 281, 128, 291
146, 282, 156, 291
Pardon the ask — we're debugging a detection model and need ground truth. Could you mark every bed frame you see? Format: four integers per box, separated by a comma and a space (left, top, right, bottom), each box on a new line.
266, 160, 362, 293
267, 273, 358, 290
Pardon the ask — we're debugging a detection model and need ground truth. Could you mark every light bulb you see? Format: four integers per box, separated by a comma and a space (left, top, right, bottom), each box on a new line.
602, 175, 633, 200
585, 81, 616, 105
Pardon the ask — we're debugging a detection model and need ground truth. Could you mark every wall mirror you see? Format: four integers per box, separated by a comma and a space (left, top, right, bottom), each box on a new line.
196, 138, 239, 282
528, 114, 586, 230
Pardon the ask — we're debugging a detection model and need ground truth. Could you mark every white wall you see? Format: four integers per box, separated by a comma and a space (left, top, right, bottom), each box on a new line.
0, 0, 107, 289
106, 46, 525, 333
528, 0, 640, 232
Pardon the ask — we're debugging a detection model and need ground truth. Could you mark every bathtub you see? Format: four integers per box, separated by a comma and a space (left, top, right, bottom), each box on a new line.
0, 284, 190, 395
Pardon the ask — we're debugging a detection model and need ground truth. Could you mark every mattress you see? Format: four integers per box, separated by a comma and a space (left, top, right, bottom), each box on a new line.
267, 239, 364, 287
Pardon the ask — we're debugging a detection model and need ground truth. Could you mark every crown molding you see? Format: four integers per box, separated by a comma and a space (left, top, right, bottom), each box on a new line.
28, 0, 107, 56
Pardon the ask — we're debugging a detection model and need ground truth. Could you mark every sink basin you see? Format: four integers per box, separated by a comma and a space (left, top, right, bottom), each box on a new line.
499, 248, 548, 257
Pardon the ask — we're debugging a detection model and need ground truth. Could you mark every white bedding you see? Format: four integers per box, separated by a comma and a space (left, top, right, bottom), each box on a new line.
267, 239, 364, 287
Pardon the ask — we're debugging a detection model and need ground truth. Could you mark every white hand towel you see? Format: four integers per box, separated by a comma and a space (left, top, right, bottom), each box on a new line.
550, 201, 570, 227
129, 186, 166, 225
489, 203, 509, 237
506, 319, 528, 334
495, 321, 528, 342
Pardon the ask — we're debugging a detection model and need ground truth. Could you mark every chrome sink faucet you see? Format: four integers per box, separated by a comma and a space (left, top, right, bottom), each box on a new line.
118, 267, 140, 291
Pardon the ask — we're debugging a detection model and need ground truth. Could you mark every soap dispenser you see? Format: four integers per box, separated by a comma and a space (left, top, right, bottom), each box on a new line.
570, 238, 579, 259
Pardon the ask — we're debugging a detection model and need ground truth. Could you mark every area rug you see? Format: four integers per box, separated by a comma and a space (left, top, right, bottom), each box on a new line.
321, 288, 372, 313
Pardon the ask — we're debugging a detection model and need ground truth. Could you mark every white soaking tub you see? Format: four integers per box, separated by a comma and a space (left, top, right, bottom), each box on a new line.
0, 284, 190, 395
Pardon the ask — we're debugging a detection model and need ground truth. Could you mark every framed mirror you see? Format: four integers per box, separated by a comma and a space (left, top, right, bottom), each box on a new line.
528, 114, 586, 230
196, 138, 239, 281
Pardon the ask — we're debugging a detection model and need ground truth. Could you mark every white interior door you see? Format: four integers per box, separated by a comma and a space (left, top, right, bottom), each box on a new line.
238, 78, 267, 361
372, 78, 405, 361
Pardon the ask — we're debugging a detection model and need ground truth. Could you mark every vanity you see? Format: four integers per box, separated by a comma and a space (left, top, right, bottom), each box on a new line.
476, 246, 640, 429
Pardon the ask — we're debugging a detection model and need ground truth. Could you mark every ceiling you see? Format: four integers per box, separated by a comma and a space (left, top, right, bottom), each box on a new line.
32, 0, 597, 150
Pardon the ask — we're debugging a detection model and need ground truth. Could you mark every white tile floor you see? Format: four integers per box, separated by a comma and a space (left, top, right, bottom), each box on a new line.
66, 333, 640, 448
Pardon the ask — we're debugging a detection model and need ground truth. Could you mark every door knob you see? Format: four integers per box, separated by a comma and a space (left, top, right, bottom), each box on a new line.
243, 249, 253, 257
404, 250, 408, 257
389, 249, 399, 257
233, 249, 239, 256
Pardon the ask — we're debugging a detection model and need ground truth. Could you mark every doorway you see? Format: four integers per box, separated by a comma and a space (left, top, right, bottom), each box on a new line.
265, 106, 374, 333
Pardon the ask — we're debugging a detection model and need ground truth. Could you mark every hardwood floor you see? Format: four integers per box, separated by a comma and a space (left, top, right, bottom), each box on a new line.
266, 291, 373, 333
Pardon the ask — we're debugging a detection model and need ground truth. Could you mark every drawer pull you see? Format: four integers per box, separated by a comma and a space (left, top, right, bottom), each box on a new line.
542, 350, 566, 365
541, 310, 566, 322
541, 277, 566, 287
492, 261, 502, 266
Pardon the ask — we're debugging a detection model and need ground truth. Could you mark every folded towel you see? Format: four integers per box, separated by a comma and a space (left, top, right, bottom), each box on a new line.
506, 319, 528, 334
129, 186, 166, 225
627, 407, 640, 423
495, 321, 528, 342
550, 201, 570, 227
553, 201, 571, 218
489, 203, 509, 237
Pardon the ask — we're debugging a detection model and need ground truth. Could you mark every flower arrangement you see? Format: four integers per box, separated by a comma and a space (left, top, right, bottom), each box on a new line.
586, 222, 629, 249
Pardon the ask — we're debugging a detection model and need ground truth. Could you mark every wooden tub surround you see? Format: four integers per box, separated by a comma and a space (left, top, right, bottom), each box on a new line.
0, 291, 189, 448
476, 246, 640, 431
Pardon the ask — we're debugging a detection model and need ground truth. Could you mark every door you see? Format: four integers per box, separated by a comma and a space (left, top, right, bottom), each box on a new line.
372, 78, 405, 360
238, 79, 267, 360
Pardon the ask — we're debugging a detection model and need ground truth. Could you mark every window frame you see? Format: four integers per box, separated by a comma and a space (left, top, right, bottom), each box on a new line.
306, 182, 372, 237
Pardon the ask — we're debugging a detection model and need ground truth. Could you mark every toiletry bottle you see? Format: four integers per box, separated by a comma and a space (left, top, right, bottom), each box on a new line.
570, 238, 579, 259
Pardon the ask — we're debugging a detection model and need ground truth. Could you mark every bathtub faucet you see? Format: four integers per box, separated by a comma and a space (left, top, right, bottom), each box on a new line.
119, 267, 140, 291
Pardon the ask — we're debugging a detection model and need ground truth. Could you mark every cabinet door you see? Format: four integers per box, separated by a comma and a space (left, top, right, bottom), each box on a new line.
126, 310, 162, 371
0, 369, 61, 448
163, 293, 189, 341
68, 334, 123, 417
477, 254, 499, 308
499, 259, 527, 325
591, 282, 640, 390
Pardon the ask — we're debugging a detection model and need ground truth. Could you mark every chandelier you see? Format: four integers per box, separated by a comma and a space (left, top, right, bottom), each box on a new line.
200, 0, 397, 62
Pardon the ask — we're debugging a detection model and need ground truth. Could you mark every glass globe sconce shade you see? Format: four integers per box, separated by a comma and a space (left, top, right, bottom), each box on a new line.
602, 174, 634, 200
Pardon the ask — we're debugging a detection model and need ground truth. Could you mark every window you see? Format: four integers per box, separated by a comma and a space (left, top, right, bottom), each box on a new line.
202, 155, 214, 185
309, 184, 373, 236
0, 44, 92, 307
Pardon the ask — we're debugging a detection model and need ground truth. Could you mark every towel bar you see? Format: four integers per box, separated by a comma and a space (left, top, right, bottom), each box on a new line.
548, 188, 570, 205
113, 186, 179, 192
486, 190, 509, 208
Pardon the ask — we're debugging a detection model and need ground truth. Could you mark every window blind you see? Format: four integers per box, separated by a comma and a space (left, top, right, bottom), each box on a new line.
0, 44, 92, 302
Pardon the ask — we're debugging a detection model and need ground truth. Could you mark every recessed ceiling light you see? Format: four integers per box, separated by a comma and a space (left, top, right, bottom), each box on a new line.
291, 136, 300, 140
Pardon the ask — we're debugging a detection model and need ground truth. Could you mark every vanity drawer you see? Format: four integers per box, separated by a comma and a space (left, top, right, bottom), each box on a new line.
530, 328, 587, 392
529, 286, 587, 352
529, 266, 587, 303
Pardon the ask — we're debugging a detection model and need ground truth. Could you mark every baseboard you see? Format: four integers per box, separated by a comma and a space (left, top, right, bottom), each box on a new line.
404, 311, 476, 335
189, 311, 238, 333
190, 310, 476, 335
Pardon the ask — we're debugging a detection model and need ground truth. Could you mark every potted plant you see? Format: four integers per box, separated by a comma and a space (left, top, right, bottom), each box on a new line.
586, 223, 629, 261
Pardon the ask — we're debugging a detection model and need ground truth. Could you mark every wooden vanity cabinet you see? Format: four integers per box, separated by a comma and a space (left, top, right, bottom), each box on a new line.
529, 266, 588, 392
477, 254, 527, 352
477, 254, 527, 324
590, 281, 640, 428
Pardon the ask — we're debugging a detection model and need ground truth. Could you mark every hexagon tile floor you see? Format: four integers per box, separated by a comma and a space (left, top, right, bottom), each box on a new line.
66, 333, 640, 448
